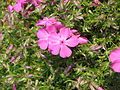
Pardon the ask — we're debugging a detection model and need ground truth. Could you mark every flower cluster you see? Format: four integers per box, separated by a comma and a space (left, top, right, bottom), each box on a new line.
36, 17, 88, 58
109, 48, 120, 73
8, 0, 43, 12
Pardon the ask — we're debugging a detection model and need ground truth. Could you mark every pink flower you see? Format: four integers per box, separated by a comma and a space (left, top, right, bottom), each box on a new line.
8, 0, 43, 13
109, 48, 120, 72
8, 2, 24, 13
9, 0, 26, 12
68, 29, 88, 44
49, 27, 79, 58
31, 0, 43, 6
36, 17, 63, 29
17, 0, 26, 3
64, 0, 70, 3
36, 17, 57, 26
10, 56, 16, 63
36, 18, 88, 58
12, 84, 16, 90
78, 37, 88, 44
94, 0, 100, 4
13, 3, 23, 12
8, 5, 14, 12
91, 0, 100, 6
97, 87, 104, 90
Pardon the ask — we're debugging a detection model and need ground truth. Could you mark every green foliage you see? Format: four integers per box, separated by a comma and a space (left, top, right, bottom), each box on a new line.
0, 0, 120, 90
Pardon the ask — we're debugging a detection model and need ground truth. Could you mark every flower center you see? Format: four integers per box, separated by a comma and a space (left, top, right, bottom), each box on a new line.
61, 40, 64, 43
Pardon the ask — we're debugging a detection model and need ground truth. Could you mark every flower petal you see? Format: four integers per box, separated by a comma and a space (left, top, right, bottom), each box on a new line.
97, 87, 104, 90
37, 29, 49, 39
49, 44, 60, 55
46, 25, 57, 33
109, 48, 120, 63
65, 36, 79, 47
55, 22, 64, 29
78, 37, 88, 44
36, 20, 46, 26
8, 5, 14, 12
111, 60, 120, 73
60, 44, 72, 58
13, 3, 22, 12
59, 27, 71, 40
36, 17, 57, 26
38, 40, 48, 50
49, 33, 60, 44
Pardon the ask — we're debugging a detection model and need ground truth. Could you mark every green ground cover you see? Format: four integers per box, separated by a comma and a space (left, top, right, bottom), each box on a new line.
0, 0, 120, 89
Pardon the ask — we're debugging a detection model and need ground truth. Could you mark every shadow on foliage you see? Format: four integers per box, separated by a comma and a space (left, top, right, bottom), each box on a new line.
104, 73, 120, 90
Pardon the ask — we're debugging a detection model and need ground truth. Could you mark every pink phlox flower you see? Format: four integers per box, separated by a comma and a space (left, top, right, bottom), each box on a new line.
91, 0, 101, 6
15, 0, 27, 12
69, 29, 78, 36
8, 0, 43, 13
36, 17, 57, 26
36, 18, 88, 58
17, 0, 43, 5
12, 84, 16, 90
16, 0, 26, 3
64, 0, 70, 3
97, 87, 104, 90
49, 27, 79, 58
8, 0, 25, 12
94, 0, 100, 4
13, 3, 23, 12
8, 5, 14, 12
78, 37, 88, 44
30, 0, 43, 6
109, 48, 120, 72
36, 17, 63, 30
69, 29, 88, 44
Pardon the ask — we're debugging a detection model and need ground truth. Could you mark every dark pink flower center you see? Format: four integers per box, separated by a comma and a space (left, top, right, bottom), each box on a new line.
60, 40, 64, 44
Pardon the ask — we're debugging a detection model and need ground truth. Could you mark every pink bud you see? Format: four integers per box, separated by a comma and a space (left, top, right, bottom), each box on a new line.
0, 32, 3, 41
8, 5, 14, 12
25, 66, 32, 69
10, 56, 16, 63
12, 84, 16, 90
97, 87, 104, 90
64, 0, 69, 3
91, 0, 101, 6
78, 37, 88, 44
90, 45, 102, 51
6, 44, 14, 54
